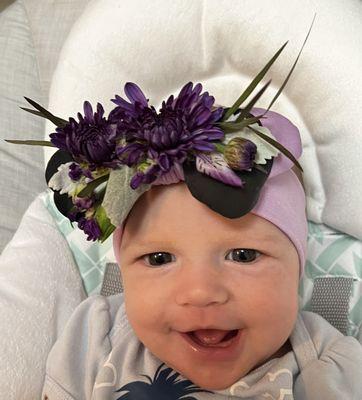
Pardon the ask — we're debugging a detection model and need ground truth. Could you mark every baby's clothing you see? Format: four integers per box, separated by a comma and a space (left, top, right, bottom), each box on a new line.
42, 293, 362, 400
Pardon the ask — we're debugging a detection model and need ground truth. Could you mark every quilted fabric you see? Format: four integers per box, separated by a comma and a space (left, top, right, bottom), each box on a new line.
43, 0, 362, 241
0, 193, 86, 399
0, 0, 90, 254
0, 1, 46, 253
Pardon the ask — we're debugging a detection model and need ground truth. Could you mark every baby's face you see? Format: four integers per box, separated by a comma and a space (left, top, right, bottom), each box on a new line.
119, 183, 299, 391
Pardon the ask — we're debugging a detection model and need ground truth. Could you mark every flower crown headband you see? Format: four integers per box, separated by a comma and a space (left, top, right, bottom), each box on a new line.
5, 23, 313, 243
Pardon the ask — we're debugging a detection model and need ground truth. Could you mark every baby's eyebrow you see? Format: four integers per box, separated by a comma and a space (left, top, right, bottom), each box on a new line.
132, 239, 173, 247
129, 234, 276, 249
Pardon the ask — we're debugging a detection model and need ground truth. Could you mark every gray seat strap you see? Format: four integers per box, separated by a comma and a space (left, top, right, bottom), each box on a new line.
310, 277, 354, 335
100, 262, 123, 296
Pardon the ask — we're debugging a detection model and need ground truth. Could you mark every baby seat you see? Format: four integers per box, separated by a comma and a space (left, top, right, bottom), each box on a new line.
38, 0, 362, 344
1, 2, 361, 399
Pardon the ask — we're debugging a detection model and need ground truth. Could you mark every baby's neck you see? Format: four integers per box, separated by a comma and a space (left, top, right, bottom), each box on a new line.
252, 339, 292, 371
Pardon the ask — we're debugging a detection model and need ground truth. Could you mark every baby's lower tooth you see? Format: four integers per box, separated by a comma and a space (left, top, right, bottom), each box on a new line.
197, 336, 232, 348
193, 329, 228, 345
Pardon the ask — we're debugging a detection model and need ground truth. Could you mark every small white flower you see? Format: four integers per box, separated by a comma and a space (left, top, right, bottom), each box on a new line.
48, 162, 86, 197
222, 123, 280, 165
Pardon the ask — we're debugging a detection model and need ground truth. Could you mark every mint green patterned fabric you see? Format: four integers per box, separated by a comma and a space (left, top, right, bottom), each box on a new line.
40, 189, 362, 339
301, 222, 362, 337
41, 190, 113, 295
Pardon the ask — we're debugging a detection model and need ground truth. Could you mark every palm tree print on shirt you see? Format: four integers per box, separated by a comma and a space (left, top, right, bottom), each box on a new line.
115, 363, 215, 399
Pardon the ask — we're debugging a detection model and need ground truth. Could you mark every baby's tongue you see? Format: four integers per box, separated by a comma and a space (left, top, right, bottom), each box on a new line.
192, 329, 228, 345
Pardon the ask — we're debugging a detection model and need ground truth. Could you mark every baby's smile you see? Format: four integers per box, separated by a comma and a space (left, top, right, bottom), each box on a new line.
177, 328, 245, 361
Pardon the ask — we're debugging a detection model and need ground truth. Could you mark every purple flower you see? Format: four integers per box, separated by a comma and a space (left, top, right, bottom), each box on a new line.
110, 82, 224, 188
77, 217, 102, 241
68, 163, 83, 181
224, 138, 257, 171
68, 209, 83, 223
74, 196, 94, 210
50, 101, 121, 170
129, 164, 160, 189
67, 196, 101, 241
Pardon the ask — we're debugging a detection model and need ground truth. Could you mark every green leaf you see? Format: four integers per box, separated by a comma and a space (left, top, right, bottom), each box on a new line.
77, 174, 109, 198
235, 79, 271, 122
216, 116, 263, 133
102, 167, 150, 228
94, 205, 116, 243
101, 224, 117, 243
264, 14, 316, 113
214, 143, 226, 153
4, 139, 55, 147
23, 97, 68, 127
248, 125, 303, 172
221, 41, 288, 122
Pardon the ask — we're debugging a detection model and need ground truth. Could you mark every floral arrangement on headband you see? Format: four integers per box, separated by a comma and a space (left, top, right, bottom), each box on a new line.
5, 22, 313, 243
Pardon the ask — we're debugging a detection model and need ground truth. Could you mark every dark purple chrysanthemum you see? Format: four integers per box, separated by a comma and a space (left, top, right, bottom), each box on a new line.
224, 138, 257, 171
110, 82, 224, 188
50, 101, 121, 170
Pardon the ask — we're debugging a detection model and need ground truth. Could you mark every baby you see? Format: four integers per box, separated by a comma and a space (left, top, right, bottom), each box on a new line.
10, 79, 360, 399
41, 147, 362, 399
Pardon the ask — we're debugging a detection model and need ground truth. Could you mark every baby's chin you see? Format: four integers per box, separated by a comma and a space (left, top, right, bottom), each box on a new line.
172, 344, 291, 392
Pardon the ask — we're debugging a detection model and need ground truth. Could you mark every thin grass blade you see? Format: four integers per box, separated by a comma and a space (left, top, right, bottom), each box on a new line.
248, 125, 303, 172
264, 14, 316, 113
216, 116, 263, 133
19, 107, 44, 118
235, 79, 272, 122
4, 139, 55, 147
23, 97, 68, 127
221, 41, 288, 122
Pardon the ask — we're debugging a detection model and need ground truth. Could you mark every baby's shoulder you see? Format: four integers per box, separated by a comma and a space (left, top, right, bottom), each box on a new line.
42, 293, 128, 399
292, 311, 362, 399
297, 310, 361, 355
71, 293, 127, 338
298, 310, 343, 343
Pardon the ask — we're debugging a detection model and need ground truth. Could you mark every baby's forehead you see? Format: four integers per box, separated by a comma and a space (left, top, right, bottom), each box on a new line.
124, 185, 286, 246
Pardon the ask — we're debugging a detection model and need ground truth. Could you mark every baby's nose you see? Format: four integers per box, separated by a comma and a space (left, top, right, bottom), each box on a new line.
174, 263, 229, 307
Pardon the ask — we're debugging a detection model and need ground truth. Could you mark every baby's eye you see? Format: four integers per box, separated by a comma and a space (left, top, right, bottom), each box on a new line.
225, 249, 261, 263
143, 252, 176, 267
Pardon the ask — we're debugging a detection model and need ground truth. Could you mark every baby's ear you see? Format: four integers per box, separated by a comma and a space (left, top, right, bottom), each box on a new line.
251, 107, 303, 179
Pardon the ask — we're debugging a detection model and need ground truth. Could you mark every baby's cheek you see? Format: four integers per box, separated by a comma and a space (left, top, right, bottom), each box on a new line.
243, 269, 298, 326
247, 283, 298, 343
123, 282, 160, 330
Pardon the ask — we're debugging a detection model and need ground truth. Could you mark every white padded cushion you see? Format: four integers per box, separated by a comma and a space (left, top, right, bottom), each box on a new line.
44, 0, 362, 240
0, 1, 46, 253
0, 0, 90, 254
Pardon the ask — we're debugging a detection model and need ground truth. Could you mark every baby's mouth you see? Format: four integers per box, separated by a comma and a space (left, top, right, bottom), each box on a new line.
178, 328, 245, 360
187, 329, 239, 348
